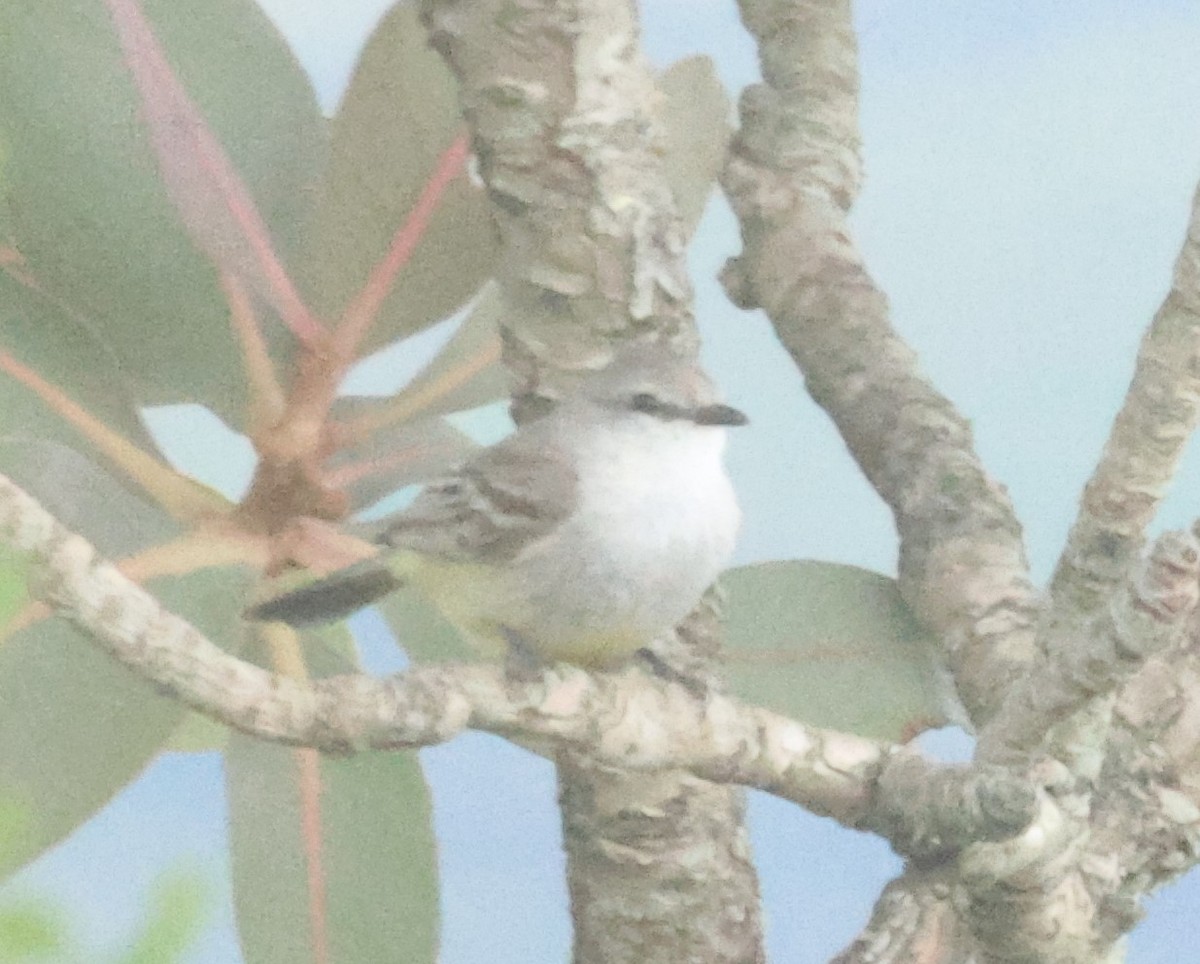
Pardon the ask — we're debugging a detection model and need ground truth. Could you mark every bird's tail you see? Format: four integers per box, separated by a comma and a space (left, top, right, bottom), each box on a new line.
245, 560, 402, 628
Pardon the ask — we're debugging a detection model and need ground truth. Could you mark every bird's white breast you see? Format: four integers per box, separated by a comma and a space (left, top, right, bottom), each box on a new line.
502, 416, 740, 663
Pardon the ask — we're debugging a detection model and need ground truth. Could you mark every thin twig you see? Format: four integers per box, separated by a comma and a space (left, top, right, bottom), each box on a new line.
0, 470, 1038, 857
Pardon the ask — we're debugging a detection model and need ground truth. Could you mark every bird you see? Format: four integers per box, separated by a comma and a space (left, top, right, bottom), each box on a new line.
246, 342, 747, 670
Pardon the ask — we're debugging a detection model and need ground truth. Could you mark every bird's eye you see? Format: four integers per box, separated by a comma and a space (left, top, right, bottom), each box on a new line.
630, 392, 661, 413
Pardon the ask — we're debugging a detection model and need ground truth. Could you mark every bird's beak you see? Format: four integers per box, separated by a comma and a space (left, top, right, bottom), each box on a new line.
691, 403, 749, 427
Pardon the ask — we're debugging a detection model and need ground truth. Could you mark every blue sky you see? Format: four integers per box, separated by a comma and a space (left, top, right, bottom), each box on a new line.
6, 1, 1200, 961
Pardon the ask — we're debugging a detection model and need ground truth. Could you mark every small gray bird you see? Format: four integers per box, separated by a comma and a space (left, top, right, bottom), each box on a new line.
247, 344, 747, 669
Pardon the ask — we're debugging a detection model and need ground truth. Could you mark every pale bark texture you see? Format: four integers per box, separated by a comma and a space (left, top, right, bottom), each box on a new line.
719, 0, 1200, 961
1047, 191, 1200, 627
0, 471, 1043, 938
417, 2, 762, 960
719, 0, 1040, 729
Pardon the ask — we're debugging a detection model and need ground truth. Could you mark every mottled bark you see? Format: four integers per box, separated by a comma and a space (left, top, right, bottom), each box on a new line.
979, 529, 1200, 766
831, 868, 979, 964
1084, 608, 1200, 943
0, 470, 1042, 864
720, 0, 1039, 728
1047, 187, 1200, 630
419, 0, 696, 381
721, 0, 1200, 961
415, 1, 764, 959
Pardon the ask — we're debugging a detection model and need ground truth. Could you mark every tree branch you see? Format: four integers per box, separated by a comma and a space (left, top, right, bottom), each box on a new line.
0, 470, 1040, 862
721, 0, 1039, 727
417, 1, 758, 959
980, 528, 1200, 767
1081, 609, 1200, 940
714, 2, 1200, 961
943, 530, 1200, 962
1047, 181, 1200, 635
831, 867, 978, 964
419, 0, 696, 379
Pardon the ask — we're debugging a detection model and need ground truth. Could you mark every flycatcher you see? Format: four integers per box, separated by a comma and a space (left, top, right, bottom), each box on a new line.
247, 343, 747, 669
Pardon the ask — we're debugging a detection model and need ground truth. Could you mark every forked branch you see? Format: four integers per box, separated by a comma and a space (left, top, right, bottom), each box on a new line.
0, 470, 1038, 862
720, 0, 1039, 727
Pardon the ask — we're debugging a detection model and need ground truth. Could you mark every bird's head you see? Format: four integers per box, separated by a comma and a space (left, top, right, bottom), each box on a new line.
577, 342, 748, 429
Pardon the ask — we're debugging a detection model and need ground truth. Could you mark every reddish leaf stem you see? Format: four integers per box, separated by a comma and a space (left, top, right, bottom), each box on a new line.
262, 625, 330, 964
101, 0, 322, 345
336, 132, 471, 356
323, 442, 449, 490
0, 349, 230, 521
220, 270, 286, 435
296, 747, 331, 964
339, 330, 502, 443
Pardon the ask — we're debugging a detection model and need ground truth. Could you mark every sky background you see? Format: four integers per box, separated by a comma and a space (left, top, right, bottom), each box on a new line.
5, 0, 1200, 960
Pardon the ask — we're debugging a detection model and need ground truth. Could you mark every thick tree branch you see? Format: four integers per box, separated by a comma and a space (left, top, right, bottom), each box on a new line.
956, 787, 1099, 964
831, 795, 1118, 964
419, 0, 695, 382
1047, 181, 1200, 634
911, 529, 1199, 961
0, 471, 1041, 862
714, 3, 1200, 961
721, 0, 1039, 727
838, 777, 1105, 964
416, 1, 758, 960
980, 528, 1200, 767
928, 529, 1200, 963
1081, 609, 1200, 939
874, 755, 1037, 859
831, 867, 978, 964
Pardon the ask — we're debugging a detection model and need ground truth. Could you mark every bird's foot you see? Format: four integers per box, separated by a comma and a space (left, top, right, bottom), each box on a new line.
501, 627, 544, 683
634, 647, 708, 699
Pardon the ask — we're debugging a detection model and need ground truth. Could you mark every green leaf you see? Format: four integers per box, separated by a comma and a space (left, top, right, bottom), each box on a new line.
0, 440, 177, 556
296, 2, 497, 349
0, 564, 249, 876
226, 631, 438, 964
0, 0, 327, 423
0, 903, 67, 960
0, 798, 31, 866
721, 561, 949, 741
377, 585, 479, 664
0, 548, 30, 631
0, 441, 250, 874
0, 198, 15, 267
658, 56, 730, 237
0, 272, 159, 462
163, 712, 229, 754
113, 869, 212, 964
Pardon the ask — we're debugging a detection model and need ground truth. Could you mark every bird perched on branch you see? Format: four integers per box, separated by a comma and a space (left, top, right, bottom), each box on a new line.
247, 342, 747, 669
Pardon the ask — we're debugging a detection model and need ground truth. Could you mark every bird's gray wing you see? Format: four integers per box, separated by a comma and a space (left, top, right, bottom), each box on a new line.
377, 427, 579, 564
